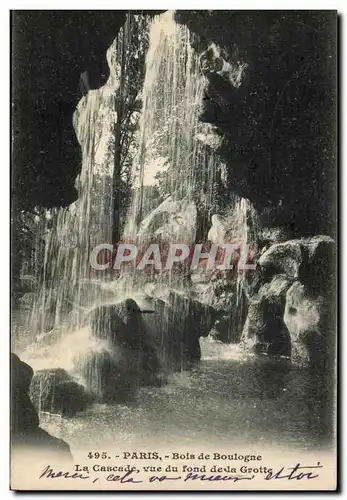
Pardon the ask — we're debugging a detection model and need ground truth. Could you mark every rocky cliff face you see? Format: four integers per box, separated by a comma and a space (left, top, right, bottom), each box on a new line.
11, 12, 120, 209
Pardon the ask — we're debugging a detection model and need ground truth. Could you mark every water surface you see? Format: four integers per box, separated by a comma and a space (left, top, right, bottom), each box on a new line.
40, 341, 334, 455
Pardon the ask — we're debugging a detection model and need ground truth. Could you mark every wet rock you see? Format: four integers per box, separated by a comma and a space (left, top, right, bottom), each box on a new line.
90, 304, 128, 345
87, 299, 161, 393
93, 299, 160, 372
29, 368, 89, 417
241, 275, 292, 357
11, 354, 71, 458
298, 236, 335, 296
257, 241, 302, 282
77, 348, 137, 402
283, 282, 334, 367
143, 290, 217, 370
257, 235, 334, 290
242, 235, 335, 366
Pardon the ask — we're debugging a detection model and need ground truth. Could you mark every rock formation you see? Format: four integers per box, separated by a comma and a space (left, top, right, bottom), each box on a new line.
11, 11, 336, 378
13, 11, 336, 238
11, 353, 71, 458
176, 11, 336, 239
29, 368, 89, 416
143, 290, 216, 370
74, 299, 162, 401
241, 236, 335, 366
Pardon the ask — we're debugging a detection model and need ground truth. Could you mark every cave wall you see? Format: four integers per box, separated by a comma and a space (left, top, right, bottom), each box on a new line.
11, 10, 129, 210
176, 10, 337, 237
12, 10, 337, 231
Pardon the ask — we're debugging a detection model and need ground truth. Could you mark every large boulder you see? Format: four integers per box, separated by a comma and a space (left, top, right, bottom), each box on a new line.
11, 354, 71, 458
143, 291, 216, 370
75, 347, 139, 402
90, 303, 128, 345
297, 236, 336, 296
81, 299, 161, 400
91, 299, 161, 374
29, 368, 89, 417
257, 235, 334, 289
257, 241, 302, 281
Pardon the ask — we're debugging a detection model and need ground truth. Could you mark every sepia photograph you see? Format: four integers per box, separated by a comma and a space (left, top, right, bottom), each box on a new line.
10, 9, 337, 490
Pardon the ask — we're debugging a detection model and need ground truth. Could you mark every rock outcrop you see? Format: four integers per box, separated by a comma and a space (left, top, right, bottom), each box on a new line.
12, 11, 127, 211
143, 290, 216, 370
92, 299, 161, 378
11, 354, 71, 458
29, 368, 89, 416
242, 275, 292, 357
241, 236, 335, 366
76, 347, 138, 402
74, 299, 162, 401
283, 282, 334, 366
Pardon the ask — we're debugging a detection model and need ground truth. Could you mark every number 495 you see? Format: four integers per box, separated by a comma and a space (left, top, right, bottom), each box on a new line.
87, 452, 108, 459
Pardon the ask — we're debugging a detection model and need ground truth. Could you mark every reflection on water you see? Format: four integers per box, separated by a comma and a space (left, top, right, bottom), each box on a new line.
40, 341, 334, 455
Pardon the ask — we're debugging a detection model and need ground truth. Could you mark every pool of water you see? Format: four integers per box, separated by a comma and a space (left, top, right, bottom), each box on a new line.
40, 340, 334, 456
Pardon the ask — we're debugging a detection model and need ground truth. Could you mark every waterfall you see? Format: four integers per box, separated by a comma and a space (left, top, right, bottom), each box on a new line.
26, 89, 115, 344
17, 11, 256, 378
124, 11, 220, 244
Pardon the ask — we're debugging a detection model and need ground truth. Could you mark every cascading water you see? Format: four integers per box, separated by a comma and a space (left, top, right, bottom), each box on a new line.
26, 90, 114, 343
16, 17, 152, 398
17, 10, 256, 385
124, 11, 220, 245
17, 84, 120, 390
